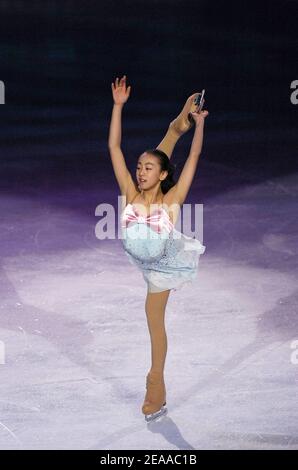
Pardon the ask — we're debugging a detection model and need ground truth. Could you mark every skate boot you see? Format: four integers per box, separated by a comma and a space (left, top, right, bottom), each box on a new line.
142, 371, 168, 422
169, 93, 200, 135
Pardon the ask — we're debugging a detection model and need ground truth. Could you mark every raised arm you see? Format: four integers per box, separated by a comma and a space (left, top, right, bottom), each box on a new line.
108, 76, 132, 194
174, 109, 209, 206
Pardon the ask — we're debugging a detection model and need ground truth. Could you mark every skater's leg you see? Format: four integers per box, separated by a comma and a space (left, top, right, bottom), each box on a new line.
142, 289, 171, 417
145, 289, 171, 375
156, 93, 199, 159
156, 126, 181, 160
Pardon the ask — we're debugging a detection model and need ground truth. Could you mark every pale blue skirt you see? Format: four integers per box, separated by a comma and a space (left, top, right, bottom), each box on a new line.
121, 223, 206, 293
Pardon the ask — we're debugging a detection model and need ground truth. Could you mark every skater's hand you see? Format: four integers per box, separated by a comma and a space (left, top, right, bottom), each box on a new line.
111, 75, 131, 105
189, 108, 209, 125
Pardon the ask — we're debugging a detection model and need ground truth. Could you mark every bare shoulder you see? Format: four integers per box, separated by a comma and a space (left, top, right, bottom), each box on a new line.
162, 184, 181, 208
122, 172, 139, 206
162, 185, 182, 225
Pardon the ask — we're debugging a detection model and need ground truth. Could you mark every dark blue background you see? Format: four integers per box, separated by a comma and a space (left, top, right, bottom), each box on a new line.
0, 0, 297, 202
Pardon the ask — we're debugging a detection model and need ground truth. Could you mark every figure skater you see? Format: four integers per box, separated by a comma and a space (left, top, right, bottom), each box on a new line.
108, 75, 208, 422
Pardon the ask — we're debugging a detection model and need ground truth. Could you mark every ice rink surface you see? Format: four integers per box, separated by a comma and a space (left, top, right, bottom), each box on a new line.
1, 163, 297, 450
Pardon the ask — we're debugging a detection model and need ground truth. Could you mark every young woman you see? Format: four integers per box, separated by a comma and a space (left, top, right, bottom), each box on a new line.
108, 75, 208, 422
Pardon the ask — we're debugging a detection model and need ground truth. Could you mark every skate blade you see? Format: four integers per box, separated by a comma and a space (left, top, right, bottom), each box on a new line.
188, 91, 204, 122
144, 405, 168, 423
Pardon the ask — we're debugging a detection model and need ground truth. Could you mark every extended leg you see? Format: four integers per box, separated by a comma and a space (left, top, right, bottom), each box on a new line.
156, 93, 199, 159
156, 126, 181, 160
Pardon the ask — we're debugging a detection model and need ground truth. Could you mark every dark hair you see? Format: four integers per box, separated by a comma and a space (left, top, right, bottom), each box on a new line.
143, 148, 176, 194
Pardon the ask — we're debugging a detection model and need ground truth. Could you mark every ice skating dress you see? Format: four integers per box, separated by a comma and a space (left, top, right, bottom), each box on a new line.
121, 200, 206, 293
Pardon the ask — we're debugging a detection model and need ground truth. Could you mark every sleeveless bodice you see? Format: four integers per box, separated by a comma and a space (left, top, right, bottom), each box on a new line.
121, 203, 174, 262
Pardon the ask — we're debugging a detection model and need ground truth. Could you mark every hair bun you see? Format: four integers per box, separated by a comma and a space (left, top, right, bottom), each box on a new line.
168, 164, 175, 175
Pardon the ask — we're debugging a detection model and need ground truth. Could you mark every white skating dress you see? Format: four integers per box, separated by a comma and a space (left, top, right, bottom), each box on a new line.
121, 199, 206, 293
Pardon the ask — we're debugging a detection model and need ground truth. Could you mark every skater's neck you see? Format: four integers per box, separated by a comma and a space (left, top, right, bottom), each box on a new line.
139, 188, 164, 206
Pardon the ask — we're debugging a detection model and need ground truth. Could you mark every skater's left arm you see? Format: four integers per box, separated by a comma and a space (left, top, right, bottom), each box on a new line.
174, 111, 208, 205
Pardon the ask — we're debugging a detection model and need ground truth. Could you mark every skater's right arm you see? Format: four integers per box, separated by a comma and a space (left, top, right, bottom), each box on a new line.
108, 76, 132, 194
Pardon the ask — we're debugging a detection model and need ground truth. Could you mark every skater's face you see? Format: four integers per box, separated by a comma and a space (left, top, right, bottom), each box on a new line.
136, 153, 167, 189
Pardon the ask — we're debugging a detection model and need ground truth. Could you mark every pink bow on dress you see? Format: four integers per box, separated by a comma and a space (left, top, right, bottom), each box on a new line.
122, 205, 173, 234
